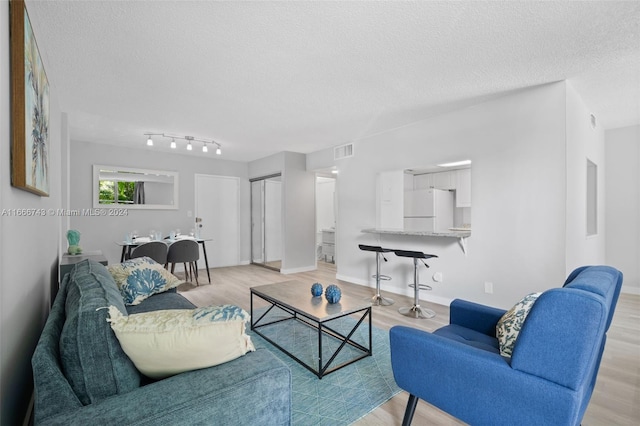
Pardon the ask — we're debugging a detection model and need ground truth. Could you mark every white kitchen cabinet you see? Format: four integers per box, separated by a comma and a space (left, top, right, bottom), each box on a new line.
413, 173, 433, 190
404, 172, 414, 191
455, 168, 471, 207
376, 170, 405, 229
433, 171, 456, 190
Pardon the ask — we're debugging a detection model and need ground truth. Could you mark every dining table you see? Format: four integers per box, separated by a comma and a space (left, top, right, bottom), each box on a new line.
116, 237, 213, 284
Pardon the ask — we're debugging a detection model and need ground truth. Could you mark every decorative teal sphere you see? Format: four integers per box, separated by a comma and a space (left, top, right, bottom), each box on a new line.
325, 284, 342, 304
311, 282, 323, 297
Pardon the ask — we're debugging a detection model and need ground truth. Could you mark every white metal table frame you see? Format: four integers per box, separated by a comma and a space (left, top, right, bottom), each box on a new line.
250, 281, 372, 379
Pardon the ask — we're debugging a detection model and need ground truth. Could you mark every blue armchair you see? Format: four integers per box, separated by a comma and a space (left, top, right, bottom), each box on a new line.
390, 265, 622, 426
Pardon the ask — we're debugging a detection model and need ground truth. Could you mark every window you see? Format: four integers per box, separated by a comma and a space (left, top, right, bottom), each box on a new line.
98, 180, 135, 205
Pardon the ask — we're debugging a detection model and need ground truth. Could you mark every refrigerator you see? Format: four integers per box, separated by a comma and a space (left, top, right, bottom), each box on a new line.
403, 188, 454, 232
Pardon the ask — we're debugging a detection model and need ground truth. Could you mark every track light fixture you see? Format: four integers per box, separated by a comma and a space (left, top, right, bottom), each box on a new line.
143, 132, 222, 155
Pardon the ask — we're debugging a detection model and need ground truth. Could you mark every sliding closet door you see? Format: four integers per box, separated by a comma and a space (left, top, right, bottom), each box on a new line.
250, 174, 282, 271
251, 180, 264, 264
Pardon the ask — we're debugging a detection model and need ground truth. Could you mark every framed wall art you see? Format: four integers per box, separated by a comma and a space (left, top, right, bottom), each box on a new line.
10, 0, 50, 196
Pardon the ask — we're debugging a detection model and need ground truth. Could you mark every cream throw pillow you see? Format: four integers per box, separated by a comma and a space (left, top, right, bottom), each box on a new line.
496, 292, 541, 357
108, 305, 255, 379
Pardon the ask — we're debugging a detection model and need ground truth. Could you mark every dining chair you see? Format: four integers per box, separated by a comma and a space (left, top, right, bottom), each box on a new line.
130, 241, 168, 265
167, 240, 200, 285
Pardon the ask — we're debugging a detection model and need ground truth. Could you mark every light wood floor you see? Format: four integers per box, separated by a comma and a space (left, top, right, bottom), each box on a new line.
177, 262, 640, 426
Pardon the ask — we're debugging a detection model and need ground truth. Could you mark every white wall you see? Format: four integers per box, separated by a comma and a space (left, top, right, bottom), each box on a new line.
248, 151, 284, 179
564, 81, 607, 273
69, 141, 251, 265
309, 83, 573, 309
265, 179, 282, 262
0, 3, 63, 422
281, 152, 316, 273
606, 125, 640, 294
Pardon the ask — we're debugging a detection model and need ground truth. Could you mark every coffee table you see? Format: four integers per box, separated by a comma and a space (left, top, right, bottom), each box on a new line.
250, 280, 372, 379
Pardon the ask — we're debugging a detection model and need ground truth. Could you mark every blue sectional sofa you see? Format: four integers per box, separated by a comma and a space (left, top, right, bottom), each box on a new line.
390, 265, 623, 426
32, 260, 292, 425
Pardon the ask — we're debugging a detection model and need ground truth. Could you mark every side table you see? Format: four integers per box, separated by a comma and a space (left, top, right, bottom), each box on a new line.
59, 250, 108, 280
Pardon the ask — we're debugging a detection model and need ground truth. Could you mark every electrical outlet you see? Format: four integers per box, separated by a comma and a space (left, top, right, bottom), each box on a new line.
433, 272, 443, 282
484, 282, 493, 294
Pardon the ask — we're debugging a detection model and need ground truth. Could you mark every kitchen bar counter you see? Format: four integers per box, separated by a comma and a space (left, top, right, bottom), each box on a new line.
361, 228, 471, 238
361, 228, 470, 255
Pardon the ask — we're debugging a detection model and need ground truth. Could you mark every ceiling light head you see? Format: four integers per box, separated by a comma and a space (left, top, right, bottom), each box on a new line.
143, 133, 220, 155
437, 159, 472, 168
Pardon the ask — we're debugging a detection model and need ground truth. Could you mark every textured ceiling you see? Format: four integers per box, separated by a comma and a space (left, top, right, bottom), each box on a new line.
26, 1, 640, 162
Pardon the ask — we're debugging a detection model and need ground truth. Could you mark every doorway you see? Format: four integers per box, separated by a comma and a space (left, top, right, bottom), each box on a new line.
195, 174, 240, 268
251, 174, 282, 271
316, 174, 336, 266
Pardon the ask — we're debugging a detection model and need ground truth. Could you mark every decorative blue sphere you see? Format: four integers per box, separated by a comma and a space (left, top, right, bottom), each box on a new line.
325, 284, 342, 304
311, 282, 323, 297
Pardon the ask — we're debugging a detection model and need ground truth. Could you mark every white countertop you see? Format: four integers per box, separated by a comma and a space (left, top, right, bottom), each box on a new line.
361, 228, 471, 238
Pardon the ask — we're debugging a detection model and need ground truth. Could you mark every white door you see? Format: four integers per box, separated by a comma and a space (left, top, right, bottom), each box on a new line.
195, 174, 240, 268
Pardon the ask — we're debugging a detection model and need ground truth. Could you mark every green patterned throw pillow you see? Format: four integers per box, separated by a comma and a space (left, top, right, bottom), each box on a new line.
107, 257, 184, 305
496, 292, 541, 357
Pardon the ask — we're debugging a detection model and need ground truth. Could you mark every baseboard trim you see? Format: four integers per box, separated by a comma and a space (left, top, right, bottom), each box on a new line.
336, 273, 368, 287
281, 265, 317, 274
621, 286, 640, 296
336, 273, 453, 306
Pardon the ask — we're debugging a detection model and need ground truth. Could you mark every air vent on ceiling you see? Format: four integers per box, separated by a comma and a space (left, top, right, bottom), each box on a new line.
334, 143, 354, 160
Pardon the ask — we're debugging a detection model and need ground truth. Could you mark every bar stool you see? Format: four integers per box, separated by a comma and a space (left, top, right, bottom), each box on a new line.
358, 244, 395, 306
395, 250, 438, 319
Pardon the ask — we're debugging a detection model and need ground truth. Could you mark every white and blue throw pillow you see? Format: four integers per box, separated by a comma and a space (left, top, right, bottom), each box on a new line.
496, 292, 541, 357
108, 304, 255, 379
107, 257, 184, 305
